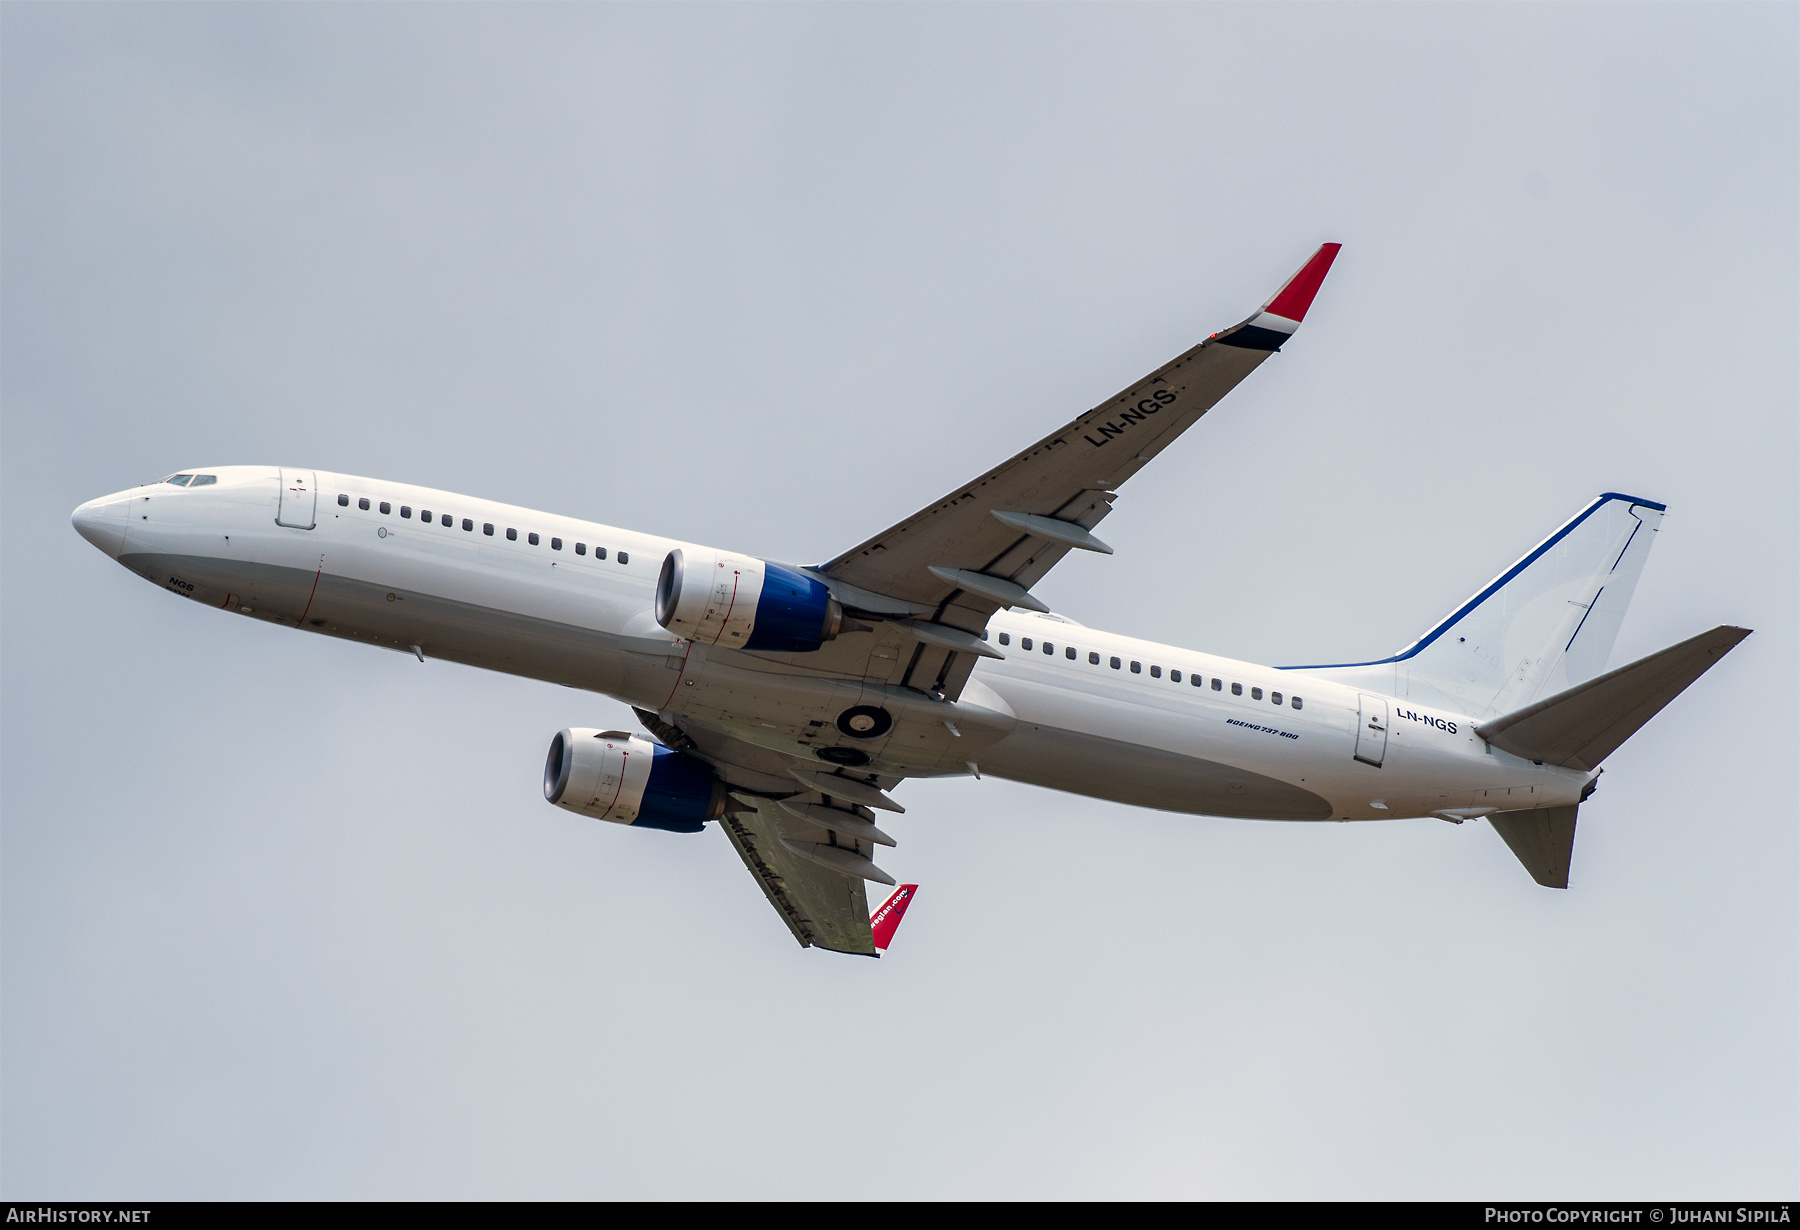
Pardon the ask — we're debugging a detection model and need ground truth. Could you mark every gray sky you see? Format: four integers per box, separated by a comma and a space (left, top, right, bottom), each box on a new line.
3, 2, 1794, 1199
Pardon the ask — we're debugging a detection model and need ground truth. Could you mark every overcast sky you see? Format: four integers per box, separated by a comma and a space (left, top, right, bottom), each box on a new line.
3, 2, 1795, 1199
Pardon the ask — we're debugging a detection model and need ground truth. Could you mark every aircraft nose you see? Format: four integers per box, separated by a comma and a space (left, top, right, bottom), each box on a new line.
72, 496, 128, 558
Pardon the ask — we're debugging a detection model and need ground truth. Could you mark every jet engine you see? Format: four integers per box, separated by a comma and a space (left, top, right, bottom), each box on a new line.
543, 728, 727, 833
655, 548, 848, 651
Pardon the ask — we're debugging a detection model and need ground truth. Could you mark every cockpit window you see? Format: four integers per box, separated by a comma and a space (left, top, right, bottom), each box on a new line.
164, 474, 194, 486
188, 475, 216, 486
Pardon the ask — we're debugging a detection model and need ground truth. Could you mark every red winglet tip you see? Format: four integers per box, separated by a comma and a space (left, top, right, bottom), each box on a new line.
1262, 242, 1342, 323
870, 883, 918, 952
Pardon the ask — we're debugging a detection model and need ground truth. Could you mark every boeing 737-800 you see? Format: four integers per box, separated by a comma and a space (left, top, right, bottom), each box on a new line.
69, 243, 1749, 956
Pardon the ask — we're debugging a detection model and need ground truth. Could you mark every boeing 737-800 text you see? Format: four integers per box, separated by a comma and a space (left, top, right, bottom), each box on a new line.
70, 244, 1749, 955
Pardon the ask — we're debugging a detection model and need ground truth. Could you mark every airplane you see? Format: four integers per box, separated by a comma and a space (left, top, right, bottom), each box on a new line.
69, 242, 1750, 957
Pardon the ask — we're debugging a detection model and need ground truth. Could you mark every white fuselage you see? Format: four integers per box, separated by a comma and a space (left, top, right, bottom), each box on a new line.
74, 466, 1589, 823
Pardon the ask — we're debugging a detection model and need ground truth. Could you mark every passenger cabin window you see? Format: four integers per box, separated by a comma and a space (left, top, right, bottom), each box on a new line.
420, 509, 432, 522
1231, 683, 1242, 695
1149, 666, 1161, 678
462, 518, 474, 531
337, 493, 348, 506
1192, 673, 1204, 686
1212, 678, 1222, 690
596, 547, 608, 560
528, 532, 539, 545
1088, 652, 1099, 664
1021, 638, 1032, 651
1251, 687, 1263, 700
379, 502, 390, 515
618, 552, 629, 565
441, 514, 452, 527
506, 528, 517, 541
997, 633, 1010, 646
1065, 646, 1076, 660
483, 523, 495, 536
1110, 657, 1121, 669
1292, 696, 1304, 710
1271, 692, 1282, 705
401, 506, 412, 518
1042, 642, 1054, 655
551, 538, 563, 550
358, 498, 370, 511
1171, 670, 1181, 683
576, 543, 586, 556
1130, 661, 1142, 674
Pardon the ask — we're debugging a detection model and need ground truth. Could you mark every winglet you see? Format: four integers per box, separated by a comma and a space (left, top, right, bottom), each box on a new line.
1216, 242, 1342, 352
1264, 242, 1342, 322
870, 883, 919, 954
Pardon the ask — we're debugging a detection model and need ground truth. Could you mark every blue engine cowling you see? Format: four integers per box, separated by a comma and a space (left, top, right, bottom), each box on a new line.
543, 729, 725, 833
655, 548, 846, 652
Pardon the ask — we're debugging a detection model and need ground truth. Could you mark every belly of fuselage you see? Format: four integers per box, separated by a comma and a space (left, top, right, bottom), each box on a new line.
120, 547, 685, 703
976, 718, 1335, 820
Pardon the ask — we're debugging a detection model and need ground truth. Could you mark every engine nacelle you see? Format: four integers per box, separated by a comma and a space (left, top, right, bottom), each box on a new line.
543, 729, 726, 833
655, 548, 847, 652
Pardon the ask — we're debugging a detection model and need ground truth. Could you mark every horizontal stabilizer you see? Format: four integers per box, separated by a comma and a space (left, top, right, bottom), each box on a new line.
1475, 626, 1750, 770
1490, 804, 1579, 889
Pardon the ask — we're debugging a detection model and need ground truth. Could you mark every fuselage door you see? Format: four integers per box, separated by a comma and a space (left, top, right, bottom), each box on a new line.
277, 469, 317, 530
1354, 693, 1389, 767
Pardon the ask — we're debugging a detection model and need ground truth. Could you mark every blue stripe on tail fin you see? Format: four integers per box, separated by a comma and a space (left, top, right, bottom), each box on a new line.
1284, 493, 1665, 720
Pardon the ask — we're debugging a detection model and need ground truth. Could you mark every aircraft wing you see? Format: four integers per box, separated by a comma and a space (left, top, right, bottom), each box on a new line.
815, 242, 1340, 701
640, 710, 894, 954
718, 794, 877, 955
657, 245, 1343, 947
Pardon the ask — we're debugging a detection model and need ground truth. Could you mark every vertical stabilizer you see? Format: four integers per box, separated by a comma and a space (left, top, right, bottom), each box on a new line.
1288, 494, 1664, 719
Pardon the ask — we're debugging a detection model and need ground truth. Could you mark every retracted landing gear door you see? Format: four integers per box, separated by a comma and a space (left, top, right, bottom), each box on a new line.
277, 469, 316, 529
1354, 693, 1389, 767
